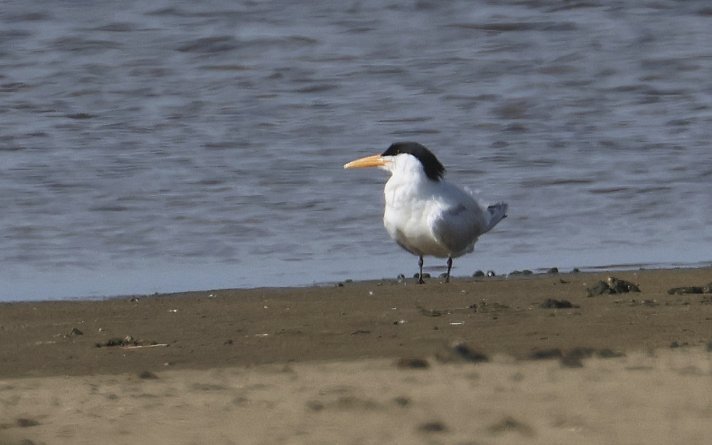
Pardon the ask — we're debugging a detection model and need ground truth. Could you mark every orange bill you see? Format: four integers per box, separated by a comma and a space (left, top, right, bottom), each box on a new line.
343, 154, 387, 169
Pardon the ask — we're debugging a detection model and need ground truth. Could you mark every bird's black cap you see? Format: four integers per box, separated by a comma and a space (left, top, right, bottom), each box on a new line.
381, 142, 445, 181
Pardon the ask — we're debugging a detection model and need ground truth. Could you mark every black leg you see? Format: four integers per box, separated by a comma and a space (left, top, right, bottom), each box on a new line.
418, 256, 425, 284
446, 257, 452, 283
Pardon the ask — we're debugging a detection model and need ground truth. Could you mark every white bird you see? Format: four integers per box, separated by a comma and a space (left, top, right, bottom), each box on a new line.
344, 142, 508, 283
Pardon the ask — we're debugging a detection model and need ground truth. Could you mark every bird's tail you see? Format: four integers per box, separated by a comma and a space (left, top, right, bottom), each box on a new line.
484, 202, 508, 233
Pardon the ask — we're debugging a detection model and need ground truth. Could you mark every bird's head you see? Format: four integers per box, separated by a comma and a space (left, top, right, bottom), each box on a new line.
343, 142, 445, 182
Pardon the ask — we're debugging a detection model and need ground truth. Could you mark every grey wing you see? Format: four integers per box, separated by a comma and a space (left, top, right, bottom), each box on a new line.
430, 204, 487, 256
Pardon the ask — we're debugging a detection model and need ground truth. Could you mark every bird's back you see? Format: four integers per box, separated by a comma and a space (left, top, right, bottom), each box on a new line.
428, 179, 490, 257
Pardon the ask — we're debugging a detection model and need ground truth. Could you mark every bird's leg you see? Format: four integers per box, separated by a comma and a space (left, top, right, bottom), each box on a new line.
446, 257, 452, 283
418, 256, 425, 284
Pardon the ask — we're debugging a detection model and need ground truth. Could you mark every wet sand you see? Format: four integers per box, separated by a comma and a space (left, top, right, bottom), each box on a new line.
1, 267, 712, 444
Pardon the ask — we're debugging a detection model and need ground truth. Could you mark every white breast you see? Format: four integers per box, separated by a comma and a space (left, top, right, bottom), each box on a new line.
383, 175, 451, 258
382, 172, 487, 258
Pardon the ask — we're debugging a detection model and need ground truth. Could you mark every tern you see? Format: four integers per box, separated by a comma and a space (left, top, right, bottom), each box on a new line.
344, 142, 508, 284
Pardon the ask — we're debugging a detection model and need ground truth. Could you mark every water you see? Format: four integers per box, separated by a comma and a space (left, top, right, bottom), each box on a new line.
2, 0, 712, 301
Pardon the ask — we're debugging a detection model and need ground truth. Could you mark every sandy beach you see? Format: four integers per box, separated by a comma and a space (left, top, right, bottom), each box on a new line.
2, 267, 712, 444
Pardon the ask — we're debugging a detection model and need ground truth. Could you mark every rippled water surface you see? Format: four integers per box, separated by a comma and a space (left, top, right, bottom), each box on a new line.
2, 0, 712, 300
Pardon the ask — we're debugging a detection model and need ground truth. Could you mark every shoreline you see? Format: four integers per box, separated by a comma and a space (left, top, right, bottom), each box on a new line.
1, 266, 711, 378
3, 258, 711, 303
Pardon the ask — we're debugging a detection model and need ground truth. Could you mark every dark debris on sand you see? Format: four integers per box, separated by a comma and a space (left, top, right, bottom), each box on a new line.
436, 341, 489, 364
528, 347, 625, 367
476, 301, 510, 313
396, 357, 430, 369
417, 306, 443, 317
667, 283, 712, 295
96, 336, 138, 348
95, 335, 162, 348
416, 304, 477, 317
627, 298, 658, 307
418, 421, 448, 433
15, 418, 40, 428
509, 269, 533, 277
138, 370, 159, 379
539, 298, 578, 309
473, 270, 497, 277
586, 276, 641, 297
487, 416, 534, 437
528, 348, 563, 360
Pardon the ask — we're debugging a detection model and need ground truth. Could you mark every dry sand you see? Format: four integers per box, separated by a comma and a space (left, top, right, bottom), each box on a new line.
1, 267, 712, 444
